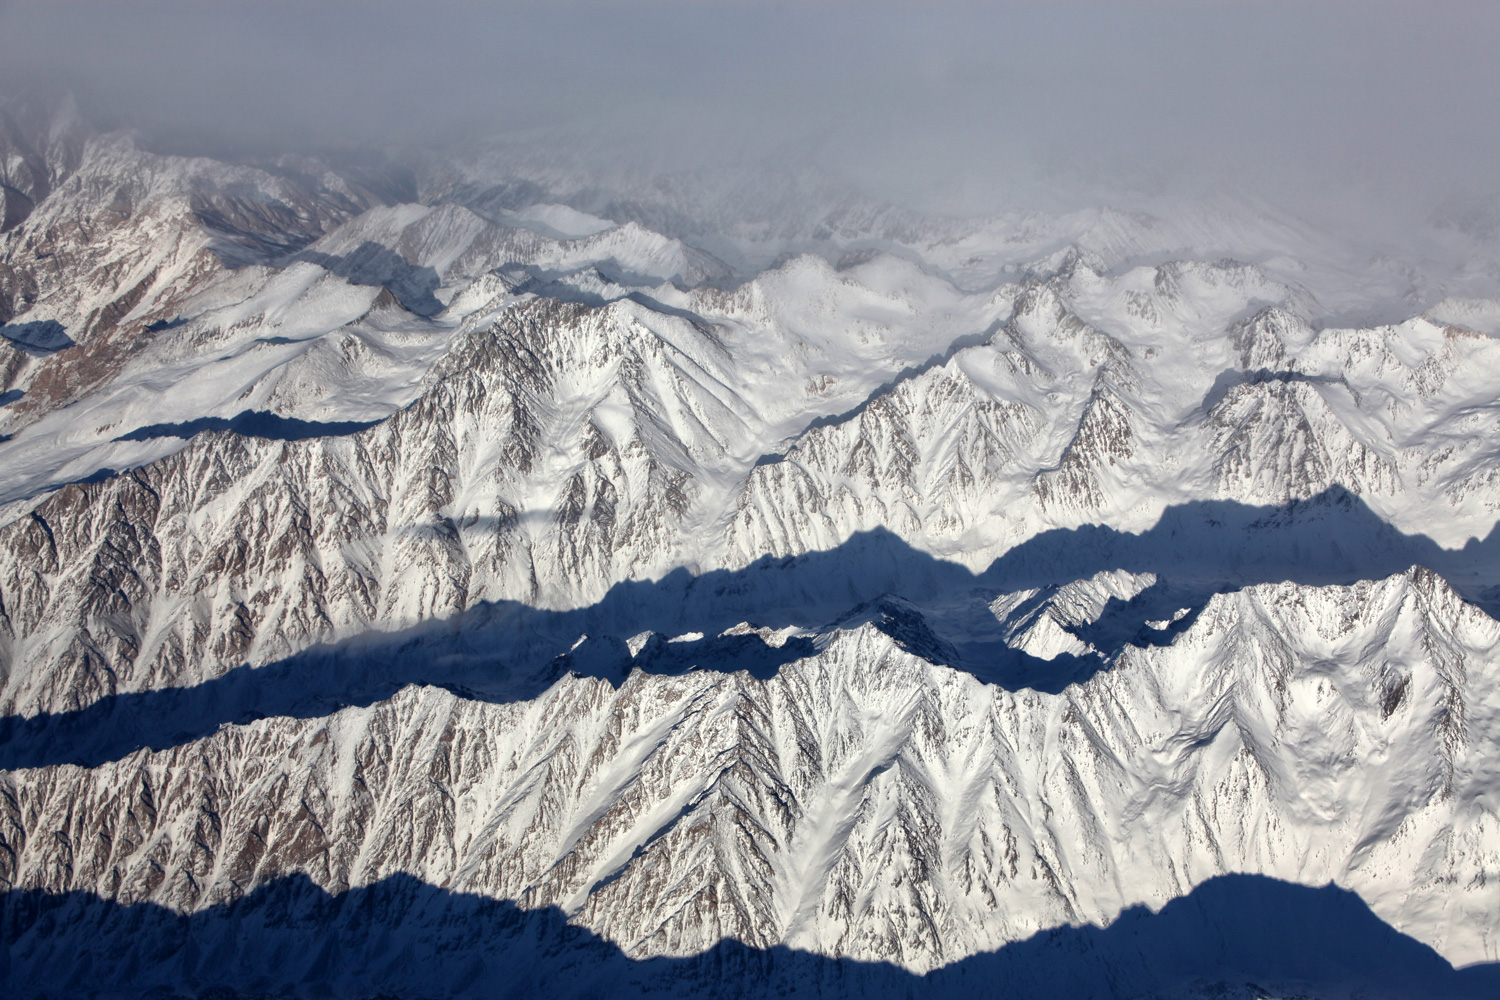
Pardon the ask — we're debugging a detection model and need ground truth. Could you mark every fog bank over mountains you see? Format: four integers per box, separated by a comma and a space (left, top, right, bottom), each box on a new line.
3, 1, 1498, 233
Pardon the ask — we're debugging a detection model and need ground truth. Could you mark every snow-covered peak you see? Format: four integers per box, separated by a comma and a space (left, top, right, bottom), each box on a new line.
4, 107, 1500, 999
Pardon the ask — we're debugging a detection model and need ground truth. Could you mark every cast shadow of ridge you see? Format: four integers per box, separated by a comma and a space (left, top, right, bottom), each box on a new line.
0, 319, 72, 354
2, 873, 1495, 999
2, 486, 1497, 771
292, 241, 443, 316
114, 409, 381, 443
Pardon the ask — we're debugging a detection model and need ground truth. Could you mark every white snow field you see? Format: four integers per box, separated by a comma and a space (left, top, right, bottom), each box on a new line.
2, 103, 1500, 999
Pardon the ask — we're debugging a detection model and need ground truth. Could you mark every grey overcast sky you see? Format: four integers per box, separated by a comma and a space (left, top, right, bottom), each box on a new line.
1, 1, 1497, 220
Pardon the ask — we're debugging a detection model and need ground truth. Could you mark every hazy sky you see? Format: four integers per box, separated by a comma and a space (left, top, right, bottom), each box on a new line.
2, 0, 1497, 221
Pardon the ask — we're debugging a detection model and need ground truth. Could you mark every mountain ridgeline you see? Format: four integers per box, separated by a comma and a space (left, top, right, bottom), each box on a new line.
2, 98, 1500, 999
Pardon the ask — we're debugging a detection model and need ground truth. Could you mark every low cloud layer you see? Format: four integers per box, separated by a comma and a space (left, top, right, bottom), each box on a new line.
2, 0, 1498, 224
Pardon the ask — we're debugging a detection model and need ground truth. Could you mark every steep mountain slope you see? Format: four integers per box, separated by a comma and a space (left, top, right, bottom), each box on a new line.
7, 253, 1499, 721
4, 570, 1498, 977
3, 105, 1500, 999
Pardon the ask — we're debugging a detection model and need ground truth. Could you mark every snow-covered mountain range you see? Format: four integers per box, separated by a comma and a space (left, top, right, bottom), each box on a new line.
3, 97, 1500, 999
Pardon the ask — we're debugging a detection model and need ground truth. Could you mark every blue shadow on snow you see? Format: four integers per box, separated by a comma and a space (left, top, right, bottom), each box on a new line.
1, 485, 1497, 771
114, 409, 381, 443
2, 872, 1496, 998
0, 319, 72, 354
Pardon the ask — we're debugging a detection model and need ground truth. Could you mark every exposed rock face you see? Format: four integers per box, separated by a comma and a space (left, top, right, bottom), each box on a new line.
2, 105, 1500, 999
4, 572, 1499, 982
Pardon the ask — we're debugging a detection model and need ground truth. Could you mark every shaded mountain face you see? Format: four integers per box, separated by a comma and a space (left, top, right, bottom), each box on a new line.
1, 98, 1500, 999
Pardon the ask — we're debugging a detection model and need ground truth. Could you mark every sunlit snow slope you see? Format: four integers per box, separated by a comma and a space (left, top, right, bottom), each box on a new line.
3, 99, 1500, 999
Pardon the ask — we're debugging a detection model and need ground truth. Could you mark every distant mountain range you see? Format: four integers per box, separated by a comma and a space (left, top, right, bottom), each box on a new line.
3, 94, 1500, 999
